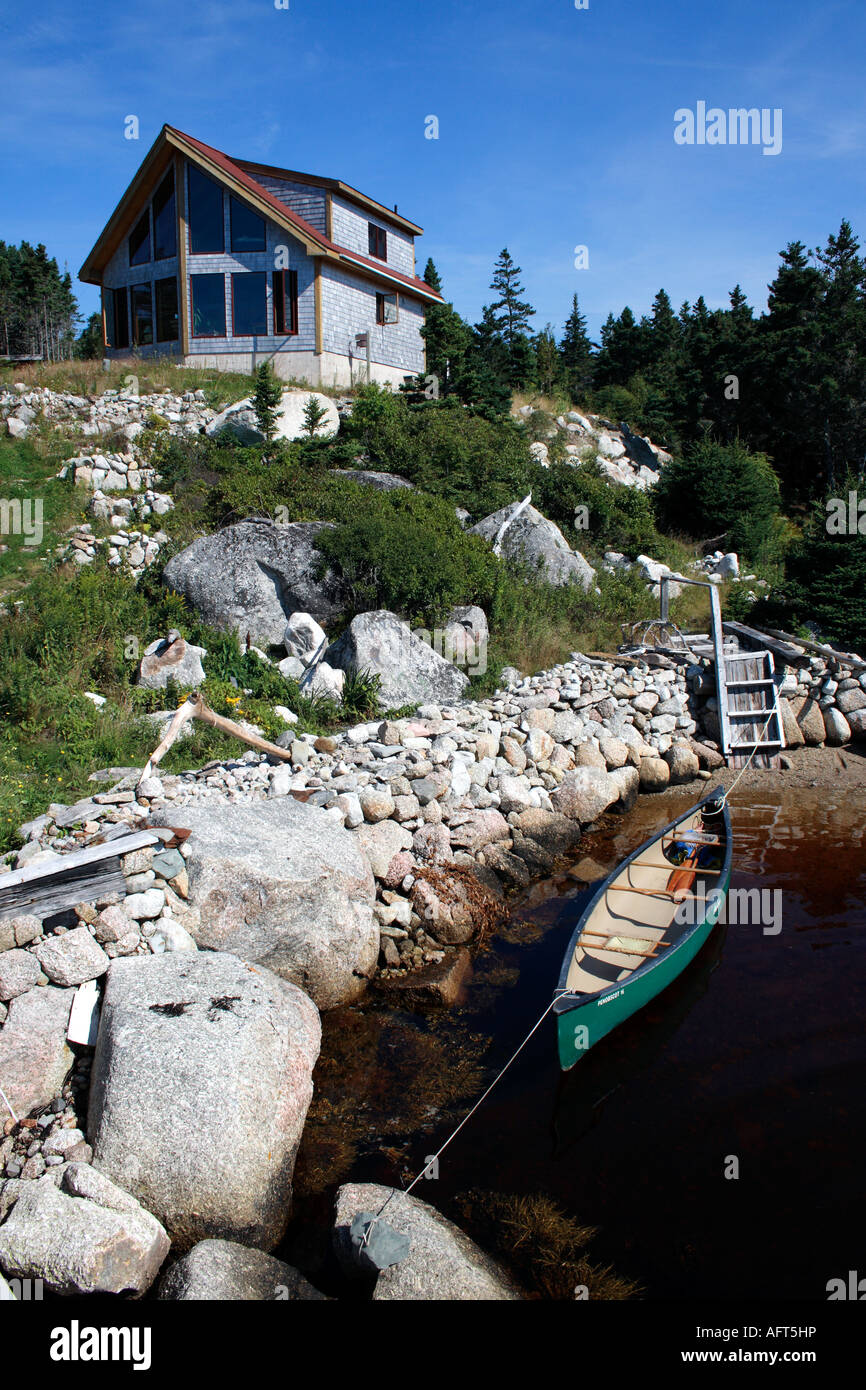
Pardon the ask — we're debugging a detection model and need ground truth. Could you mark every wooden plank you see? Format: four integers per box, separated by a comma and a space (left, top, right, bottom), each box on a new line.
314, 258, 323, 355
722, 621, 811, 669
0, 830, 158, 891
709, 584, 734, 758
175, 152, 190, 356
760, 626, 866, 674
0, 865, 127, 922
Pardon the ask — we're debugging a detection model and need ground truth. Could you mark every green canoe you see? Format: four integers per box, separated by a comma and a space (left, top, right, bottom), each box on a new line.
553, 787, 732, 1070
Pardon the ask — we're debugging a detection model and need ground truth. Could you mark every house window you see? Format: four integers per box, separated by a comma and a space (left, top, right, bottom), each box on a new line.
131, 283, 154, 346
368, 223, 387, 261
376, 292, 398, 325
231, 272, 267, 336
190, 273, 226, 337
155, 277, 179, 342
188, 166, 225, 254
111, 287, 130, 349
129, 209, 151, 267
272, 269, 298, 336
230, 196, 266, 254
153, 171, 177, 261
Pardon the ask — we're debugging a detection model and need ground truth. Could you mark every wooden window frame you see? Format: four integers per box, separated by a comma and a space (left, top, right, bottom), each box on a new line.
230, 271, 268, 338
229, 195, 266, 254
187, 165, 225, 256
368, 222, 387, 261
155, 276, 179, 343
129, 208, 151, 268
376, 291, 399, 326
130, 282, 154, 347
272, 268, 299, 336
190, 272, 227, 339
152, 170, 177, 262
111, 286, 130, 349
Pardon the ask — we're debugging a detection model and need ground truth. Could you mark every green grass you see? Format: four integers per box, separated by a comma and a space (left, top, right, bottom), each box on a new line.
0, 433, 81, 597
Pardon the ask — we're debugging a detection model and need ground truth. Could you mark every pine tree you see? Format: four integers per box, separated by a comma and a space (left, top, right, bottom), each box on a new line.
487, 248, 535, 387
533, 325, 561, 397
422, 257, 442, 293
252, 361, 282, 443
559, 293, 594, 402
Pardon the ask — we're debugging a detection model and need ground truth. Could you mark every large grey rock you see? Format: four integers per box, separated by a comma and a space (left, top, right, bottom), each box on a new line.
352, 820, 413, 879
284, 611, 328, 665
0, 914, 40, 954
162, 520, 346, 646
550, 767, 620, 823
848, 707, 866, 740
327, 610, 469, 709
441, 606, 489, 668
778, 697, 805, 748
331, 469, 413, 492
32, 926, 110, 987
333, 1184, 521, 1300
138, 634, 206, 690
619, 422, 660, 472
822, 706, 851, 745
471, 504, 595, 590
87, 952, 320, 1252
0, 1167, 169, 1297
151, 799, 377, 1009
206, 389, 339, 444
836, 686, 866, 715
157, 1239, 327, 1300
273, 389, 339, 442
0, 986, 74, 1117
0, 949, 42, 1001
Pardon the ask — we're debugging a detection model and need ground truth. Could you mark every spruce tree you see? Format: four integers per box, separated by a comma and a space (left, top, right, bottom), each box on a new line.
560, 293, 594, 402
253, 361, 282, 443
487, 248, 535, 387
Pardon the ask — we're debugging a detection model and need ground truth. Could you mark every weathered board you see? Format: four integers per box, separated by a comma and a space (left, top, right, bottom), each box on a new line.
0, 831, 158, 922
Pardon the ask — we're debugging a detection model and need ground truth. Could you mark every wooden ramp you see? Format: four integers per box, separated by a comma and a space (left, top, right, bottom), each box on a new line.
707, 587, 784, 768
719, 647, 784, 768
643, 578, 787, 769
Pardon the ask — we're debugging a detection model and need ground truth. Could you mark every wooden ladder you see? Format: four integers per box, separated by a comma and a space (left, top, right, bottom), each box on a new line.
710, 588, 785, 768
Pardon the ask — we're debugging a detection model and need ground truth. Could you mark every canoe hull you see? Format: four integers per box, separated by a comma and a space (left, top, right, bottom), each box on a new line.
554, 788, 732, 1070
556, 873, 728, 1069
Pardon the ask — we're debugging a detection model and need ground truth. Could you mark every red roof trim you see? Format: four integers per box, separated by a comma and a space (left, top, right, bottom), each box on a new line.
167, 127, 443, 303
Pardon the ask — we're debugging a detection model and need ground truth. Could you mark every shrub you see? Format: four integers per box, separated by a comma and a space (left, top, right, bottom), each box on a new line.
315, 488, 501, 626
343, 386, 533, 518
652, 438, 781, 560
534, 460, 662, 556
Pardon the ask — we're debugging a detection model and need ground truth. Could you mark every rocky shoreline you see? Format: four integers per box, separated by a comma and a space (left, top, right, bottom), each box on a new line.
2, 635, 865, 1300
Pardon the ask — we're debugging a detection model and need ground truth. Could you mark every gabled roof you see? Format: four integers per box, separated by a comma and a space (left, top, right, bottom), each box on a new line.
79, 124, 443, 304
232, 157, 424, 236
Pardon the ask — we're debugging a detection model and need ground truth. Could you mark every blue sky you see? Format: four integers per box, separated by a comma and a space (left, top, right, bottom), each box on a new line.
2, 0, 864, 341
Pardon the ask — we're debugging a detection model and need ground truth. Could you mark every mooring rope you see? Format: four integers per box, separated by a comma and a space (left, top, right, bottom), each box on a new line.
717, 704, 780, 807
362, 988, 573, 1242
0, 1082, 19, 1125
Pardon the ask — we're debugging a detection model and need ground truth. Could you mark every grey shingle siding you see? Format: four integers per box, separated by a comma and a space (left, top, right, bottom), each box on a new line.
330, 194, 415, 277
249, 175, 326, 234
320, 264, 425, 373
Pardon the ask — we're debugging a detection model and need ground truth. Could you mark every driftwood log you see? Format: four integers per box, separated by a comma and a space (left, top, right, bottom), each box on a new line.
139, 692, 294, 784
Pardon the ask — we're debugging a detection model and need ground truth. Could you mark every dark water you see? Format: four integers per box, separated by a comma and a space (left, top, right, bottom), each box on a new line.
293, 786, 866, 1300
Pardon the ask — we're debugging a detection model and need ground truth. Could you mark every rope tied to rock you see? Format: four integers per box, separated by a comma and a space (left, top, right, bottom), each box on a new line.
359, 988, 573, 1255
